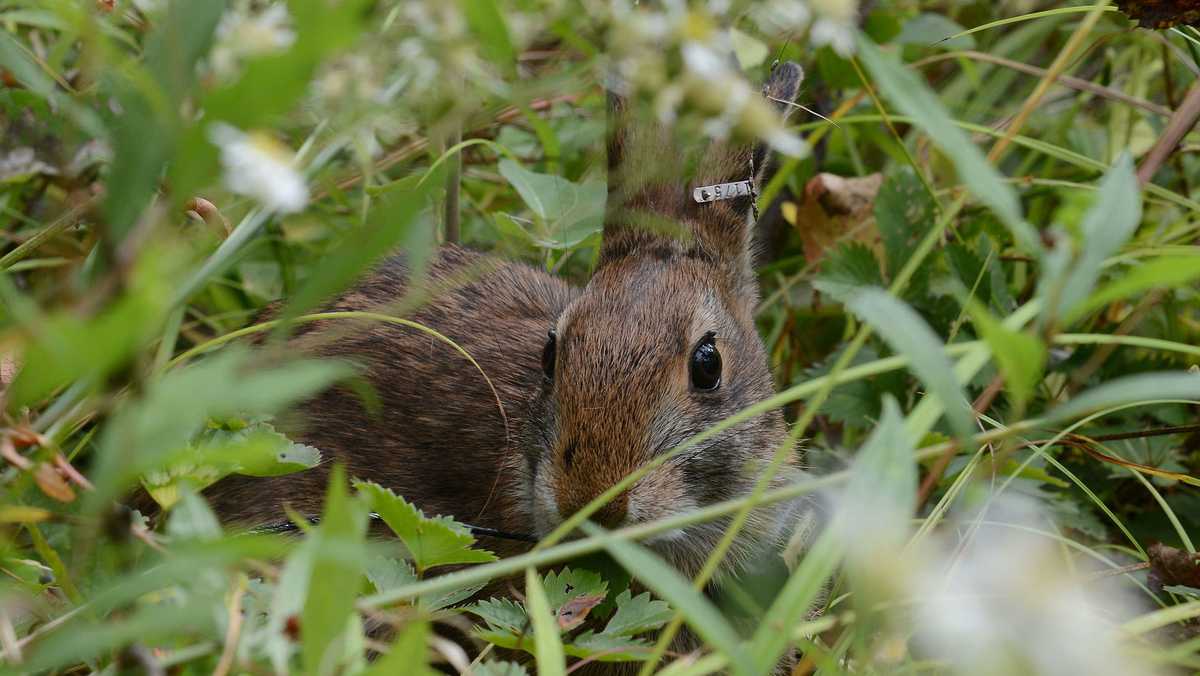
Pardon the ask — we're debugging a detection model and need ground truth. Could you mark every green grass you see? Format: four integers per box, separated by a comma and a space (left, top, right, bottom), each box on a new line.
2, 1, 1200, 674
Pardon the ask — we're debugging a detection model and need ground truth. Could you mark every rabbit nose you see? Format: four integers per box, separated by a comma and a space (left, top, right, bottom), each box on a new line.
556, 492, 628, 529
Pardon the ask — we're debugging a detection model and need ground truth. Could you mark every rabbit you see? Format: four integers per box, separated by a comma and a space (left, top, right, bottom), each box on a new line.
203, 62, 814, 586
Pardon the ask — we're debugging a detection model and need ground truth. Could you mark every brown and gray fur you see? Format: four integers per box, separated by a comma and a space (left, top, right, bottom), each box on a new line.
206, 64, 811, 588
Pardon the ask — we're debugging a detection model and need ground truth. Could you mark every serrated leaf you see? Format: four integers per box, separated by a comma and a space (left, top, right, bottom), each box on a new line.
365, 555, 417, 594
421, 581, 487, 612
567, 630, 654, 661
584, 524, 751, 675
875, 166, 936, 288
142, 421, 322, 509
468, 597, 529, 634
354, 480, 497, 573
814, 242, 886, 303
603, 590, 673, 637
90, 349, 348, 509
542, 567, 608, 610
166, 490, 223, 541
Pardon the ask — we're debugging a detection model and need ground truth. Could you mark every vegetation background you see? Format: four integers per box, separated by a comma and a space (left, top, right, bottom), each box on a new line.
3, 0, 1200, 673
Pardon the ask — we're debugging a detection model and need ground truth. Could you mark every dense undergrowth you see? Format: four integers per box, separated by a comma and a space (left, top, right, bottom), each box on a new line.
3, 0, 1200, 674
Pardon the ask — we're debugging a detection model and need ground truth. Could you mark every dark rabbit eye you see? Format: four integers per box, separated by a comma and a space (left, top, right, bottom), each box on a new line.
542, 330, 557, 381
689, 332, 721, 391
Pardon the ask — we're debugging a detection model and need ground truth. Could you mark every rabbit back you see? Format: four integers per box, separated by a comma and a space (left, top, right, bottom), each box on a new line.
203, 244, 575, 552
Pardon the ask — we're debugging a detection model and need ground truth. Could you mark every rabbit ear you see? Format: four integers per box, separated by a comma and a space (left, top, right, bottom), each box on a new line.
601, 62, 805, 279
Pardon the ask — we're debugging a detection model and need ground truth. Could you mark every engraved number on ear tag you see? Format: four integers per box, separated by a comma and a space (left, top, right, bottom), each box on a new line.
693, 180, 752, 204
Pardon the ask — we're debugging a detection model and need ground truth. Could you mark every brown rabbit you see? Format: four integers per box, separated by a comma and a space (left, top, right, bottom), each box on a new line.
204, 63, 813, 582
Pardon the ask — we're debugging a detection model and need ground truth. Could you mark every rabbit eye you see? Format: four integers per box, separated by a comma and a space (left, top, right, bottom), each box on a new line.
542, 330, 557, 381
689, 332, 721, 391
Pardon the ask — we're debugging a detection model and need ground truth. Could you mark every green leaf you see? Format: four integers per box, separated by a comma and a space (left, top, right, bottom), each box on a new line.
142, 421, 322, 509
603, 590, 673, 637
542, 567, 608, 610
1045, 372, 1200, 425
567, 631, 653, 661
497, 159, 605, 250
365, 554, 418, 594
813, 242, 885, 303
8, 249, 181, 409
354, 480, 497, 573
750, 399, 909, 672
1046, 154, 1142, 325
747, 529, 841, 674
841, 397, 917, 547
281, 183, 438, 324
302, 466, 368, 675
584, 524, 752, 675
89, 349, 349, 508
469, 597, 529, 634
1071, 254, 1200, 323
875, 166, 936, 288
731, 28, 769, 68
165, 489, 223, 541
474, 662, 531, 676
846, 288, 975, 442
855, 35, 1041, 256
362, 620, 436, 676
458, 0, 516, 74
526, 568, 567, 676
963, 299, 1047, 409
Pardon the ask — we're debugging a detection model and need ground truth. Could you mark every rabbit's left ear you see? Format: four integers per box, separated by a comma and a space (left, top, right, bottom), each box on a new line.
684, 61, 805, 283
601, 62, 805, 280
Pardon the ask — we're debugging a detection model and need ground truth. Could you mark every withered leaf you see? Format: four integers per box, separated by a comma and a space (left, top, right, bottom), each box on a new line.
1148, 542, 1200, 591
1116, 1, 1200, 28
34, 463, 76, 503
785, 172, 884, 266
555, 593, 605, 631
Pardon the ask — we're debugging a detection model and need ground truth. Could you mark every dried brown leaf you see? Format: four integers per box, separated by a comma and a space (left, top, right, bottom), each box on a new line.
34, 463, 76, 503
555, 593, 605, 631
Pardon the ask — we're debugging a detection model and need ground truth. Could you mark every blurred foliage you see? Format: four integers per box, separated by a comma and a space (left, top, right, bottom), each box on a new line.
3, 0, 1200, 673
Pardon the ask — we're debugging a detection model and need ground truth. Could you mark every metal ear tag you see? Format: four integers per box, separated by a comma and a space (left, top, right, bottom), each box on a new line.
693, 180, 753, 204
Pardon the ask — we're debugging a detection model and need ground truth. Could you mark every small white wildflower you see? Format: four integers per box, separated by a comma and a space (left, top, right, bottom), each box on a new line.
912, 495, 1156, 676
808, 0, 858, 56
811, 17, 856, 57
211, 2, 297, 78
751, 0, 811, 32
208, 123, 308, 214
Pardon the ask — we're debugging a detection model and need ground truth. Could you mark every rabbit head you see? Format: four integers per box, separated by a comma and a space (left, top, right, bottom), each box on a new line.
521, 63, 808, 578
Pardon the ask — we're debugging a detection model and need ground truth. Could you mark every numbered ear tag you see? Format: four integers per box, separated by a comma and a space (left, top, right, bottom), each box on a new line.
693, 180, 753, 204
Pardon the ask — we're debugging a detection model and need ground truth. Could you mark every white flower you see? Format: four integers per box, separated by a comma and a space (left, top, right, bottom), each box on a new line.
811, 17, 856, 57
751, 0, 811, 32
910, 495, 1156, 676
810, 0, 858, 56
208, 123, 308, 214
211, 3, 296, 78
